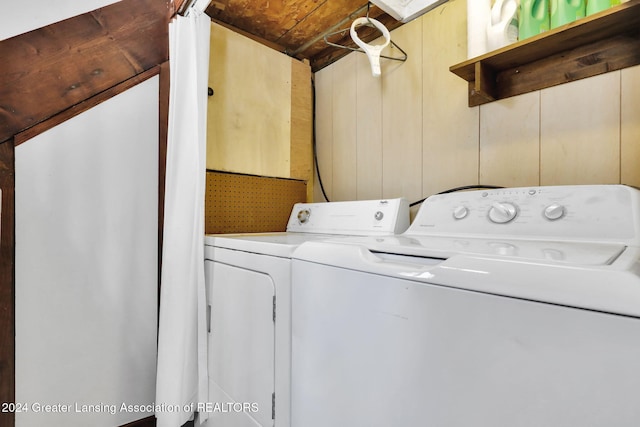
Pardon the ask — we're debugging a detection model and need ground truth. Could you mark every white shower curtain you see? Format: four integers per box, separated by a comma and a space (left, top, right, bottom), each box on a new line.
156, 8, 210, 427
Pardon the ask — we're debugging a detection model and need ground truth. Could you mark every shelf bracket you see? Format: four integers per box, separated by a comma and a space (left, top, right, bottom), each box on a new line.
469, 61, 497, 107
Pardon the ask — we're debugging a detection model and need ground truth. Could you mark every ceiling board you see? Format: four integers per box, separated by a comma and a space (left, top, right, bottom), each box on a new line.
204, 0, 405, 71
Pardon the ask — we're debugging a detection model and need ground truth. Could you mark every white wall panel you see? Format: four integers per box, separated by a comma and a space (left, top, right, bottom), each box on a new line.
332, 53, 359, 201
422, 0, 480, 196
540, 72, 620, 185
356, 52, 384, 200
480, 92, 540, 186
621, 64, 640, 188
382, 20, 424, 203
15, 76, 158, 427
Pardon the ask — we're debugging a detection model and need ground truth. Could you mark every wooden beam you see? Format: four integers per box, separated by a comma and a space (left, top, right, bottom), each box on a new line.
0, 139, 15, 427
0, 0, 170, 144
14, 67, 161, 146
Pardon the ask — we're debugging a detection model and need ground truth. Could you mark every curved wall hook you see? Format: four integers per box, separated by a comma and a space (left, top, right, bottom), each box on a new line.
350, 17, 391, 77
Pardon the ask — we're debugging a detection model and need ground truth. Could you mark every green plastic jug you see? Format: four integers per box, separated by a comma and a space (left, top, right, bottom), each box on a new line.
586, 0, 619, 15
519, 0, 550, 40
550, 0, 586, 28
587, 0, 609, 14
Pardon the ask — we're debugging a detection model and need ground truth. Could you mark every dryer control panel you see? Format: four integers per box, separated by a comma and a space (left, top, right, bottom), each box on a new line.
286, 198, 410, 236
409, 185, 640, 245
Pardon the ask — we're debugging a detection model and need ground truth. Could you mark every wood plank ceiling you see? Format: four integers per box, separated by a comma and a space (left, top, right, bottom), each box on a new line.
203, 0, 404, 71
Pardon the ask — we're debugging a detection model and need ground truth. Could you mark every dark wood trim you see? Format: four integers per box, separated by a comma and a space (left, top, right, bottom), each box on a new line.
0, 0, 170, 144
0, 138, 15, 427
14, 67, 161, 146
158, 61, 170, 306
120, 415, 157, 427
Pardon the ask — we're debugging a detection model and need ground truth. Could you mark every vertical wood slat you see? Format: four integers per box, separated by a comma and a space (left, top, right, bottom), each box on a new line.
0, 0, 170, 144
0, 139, 14, 427
421, 0, 480, 197
621, 65, 640, 188
356, 52, 383, 201
289, 58, 314, 201
479, 92, 541, 186
540, 72, 621, 185
381, 21, 423, 203
332, 53, 358, 202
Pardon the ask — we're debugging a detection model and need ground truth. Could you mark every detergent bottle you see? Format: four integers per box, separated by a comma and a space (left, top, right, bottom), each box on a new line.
519, 0, 550, 40
550, 0, 586, 29
486, 0, 520, 52
586, 0, 625, 14
586, 0, 610, 14
467, 0, 492, 58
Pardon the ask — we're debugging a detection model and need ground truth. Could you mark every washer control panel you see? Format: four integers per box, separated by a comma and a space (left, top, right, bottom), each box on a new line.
409, 185, 640, 244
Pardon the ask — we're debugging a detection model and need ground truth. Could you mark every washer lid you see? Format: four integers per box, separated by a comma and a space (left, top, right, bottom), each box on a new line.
292, 239, 640, 317
321, 235, 627, 266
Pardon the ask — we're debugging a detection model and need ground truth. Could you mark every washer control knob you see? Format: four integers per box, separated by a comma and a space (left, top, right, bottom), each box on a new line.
488, 202, 518, 224
297, 209, 311, 224
453, 206, 469, 220
544, 203, 565, 221
374, 211, 384, 221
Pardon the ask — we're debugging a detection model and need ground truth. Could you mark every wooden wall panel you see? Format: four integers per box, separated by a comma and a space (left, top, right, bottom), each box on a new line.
205, 171, 307, 234
422, 0, 480, 196
314, 0, 640, 208
621, 64, 640, 188
0, 0, 169, 144
290, 59, 314, 193
356, 52, 383, 200
207, 22, 292, 178
540, 72, 620, 185
332, 53, 358, 201
0, 140, 15, 427
381, 21, 423, 203
480, 92, 540, 186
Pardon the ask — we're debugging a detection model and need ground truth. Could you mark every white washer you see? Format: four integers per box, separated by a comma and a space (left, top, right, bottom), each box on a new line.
203, 198, 409, 427
291, 185, 640, 427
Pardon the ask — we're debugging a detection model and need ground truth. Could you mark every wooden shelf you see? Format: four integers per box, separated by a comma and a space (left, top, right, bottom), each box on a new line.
450, 0, 640, 106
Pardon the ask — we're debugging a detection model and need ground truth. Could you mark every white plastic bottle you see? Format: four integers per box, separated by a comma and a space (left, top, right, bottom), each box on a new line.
467, 0, 492, 58
486, 0, 520, 51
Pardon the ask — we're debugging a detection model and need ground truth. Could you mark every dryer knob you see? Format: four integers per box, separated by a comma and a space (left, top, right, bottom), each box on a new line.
488, 202, 517, 224
297, 209, 311, 224
374, 211, 384, 221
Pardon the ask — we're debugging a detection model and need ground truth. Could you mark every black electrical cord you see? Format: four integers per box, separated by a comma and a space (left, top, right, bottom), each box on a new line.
311, 75, 332, 203
409, 185, 504, 207
311, 72, 503, 206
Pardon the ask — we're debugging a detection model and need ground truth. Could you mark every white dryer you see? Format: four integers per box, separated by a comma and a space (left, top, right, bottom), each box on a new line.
291, 185, 640, 427
203, 198, 409, 427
